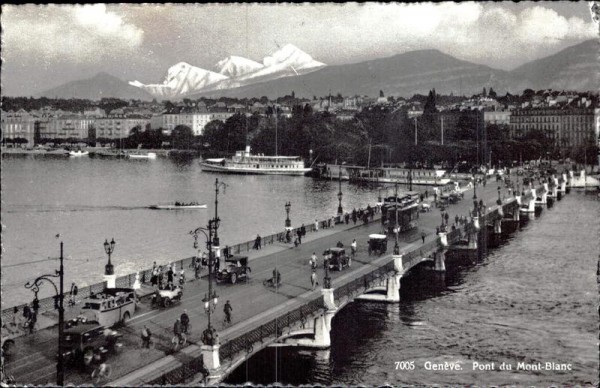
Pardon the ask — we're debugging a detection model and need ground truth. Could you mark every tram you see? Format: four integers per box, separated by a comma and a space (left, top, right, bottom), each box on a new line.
381, 195, 420, 234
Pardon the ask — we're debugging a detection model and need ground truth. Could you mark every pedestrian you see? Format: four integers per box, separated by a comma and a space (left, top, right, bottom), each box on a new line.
345, 213, 350, 224
444, 212, 449, 225
286, 229, 291, 243
223, 245, 230, 259
311, 270, 318, 290
28, 310, 37, 334
194, 257, 201, 279
167, 265, 174, 287
298, 230, 302, 244
294, 234, 300, 247
421, 232, 426, 244
257, 235, 262, 249
327, 217, 332, 228
224, 300, 232, 324
300, 224, 306, 239
180, 310, 190, 334
314, 219, 319, 232
455, 215, 459, 225
310, 252, 318, 269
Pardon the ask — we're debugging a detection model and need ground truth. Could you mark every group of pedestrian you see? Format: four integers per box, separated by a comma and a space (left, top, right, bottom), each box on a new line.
150, 262, 186, 291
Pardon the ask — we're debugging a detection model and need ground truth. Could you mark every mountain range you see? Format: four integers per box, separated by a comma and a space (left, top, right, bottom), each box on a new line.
37, 40, 598, 100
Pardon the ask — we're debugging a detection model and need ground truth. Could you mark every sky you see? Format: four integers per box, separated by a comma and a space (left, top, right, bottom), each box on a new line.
0, 2, 597, 96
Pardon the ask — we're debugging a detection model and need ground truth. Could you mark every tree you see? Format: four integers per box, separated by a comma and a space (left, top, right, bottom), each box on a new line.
482, 87, 487, 97
171, 125, 194, 150
488, 87, 497, 98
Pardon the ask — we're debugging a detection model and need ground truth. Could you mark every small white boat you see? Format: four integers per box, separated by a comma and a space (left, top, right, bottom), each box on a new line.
128, 152, 157, 159
69, 150, 89, 157
149, 202, 207, 210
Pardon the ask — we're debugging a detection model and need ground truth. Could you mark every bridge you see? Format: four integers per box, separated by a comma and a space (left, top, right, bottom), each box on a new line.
109, 175, 565, 386
2, 173, 567, 386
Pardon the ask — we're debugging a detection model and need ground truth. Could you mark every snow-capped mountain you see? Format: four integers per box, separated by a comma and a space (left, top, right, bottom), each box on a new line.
129, 62, 229, 98
129, 44, 326, 98
216, 56, 264, 78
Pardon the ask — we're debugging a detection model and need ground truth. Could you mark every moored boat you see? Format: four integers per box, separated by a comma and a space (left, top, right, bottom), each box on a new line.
128, 152, 157, 159
200, 146, 311, 176
69, 150, 89, 157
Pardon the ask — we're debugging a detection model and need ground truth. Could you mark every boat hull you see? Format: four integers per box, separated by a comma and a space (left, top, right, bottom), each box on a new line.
149, 204, 207, 210
200, 162, 311, 176
348, 176, 451, 186
69, 151, 89, 157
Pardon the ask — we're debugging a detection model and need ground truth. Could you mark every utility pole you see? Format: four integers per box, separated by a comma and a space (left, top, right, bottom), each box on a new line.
441, 116, 444, 146
414, 117, 418, 146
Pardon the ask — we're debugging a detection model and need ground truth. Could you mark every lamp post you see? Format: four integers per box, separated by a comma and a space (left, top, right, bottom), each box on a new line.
285, 201, 291, 229
323, 253, 331, 289
212, 178, 227, 250
191, 220, 219, 346
393, 181, 400, 255
497, 185, 502, 205
24, 241, 65, 385
103, 238, 116, 276
337, 167, 343, 215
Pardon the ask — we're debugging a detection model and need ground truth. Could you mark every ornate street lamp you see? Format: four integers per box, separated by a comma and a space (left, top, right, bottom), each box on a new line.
103, 238, 116, 276
24, 241, 65, 385
393, 181, 400, 255
212, 178, 227, 249
337, 167, 343, 215
190, 219, 220, 346
285, 201, 291, 229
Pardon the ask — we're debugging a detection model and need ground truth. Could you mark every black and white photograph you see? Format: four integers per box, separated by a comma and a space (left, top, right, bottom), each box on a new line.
1, 2, 598, 386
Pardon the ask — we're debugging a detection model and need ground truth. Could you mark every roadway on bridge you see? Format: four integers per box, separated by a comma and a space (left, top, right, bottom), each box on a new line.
4, 179, 515, 385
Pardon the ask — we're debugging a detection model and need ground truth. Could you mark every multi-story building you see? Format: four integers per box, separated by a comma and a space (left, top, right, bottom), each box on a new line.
483, 110, 511, 126
94, 115, 151, 139
1, 109, 36, 146
509, 100, 597, 149
153, 110, 235, 136
39, 114, 95, 141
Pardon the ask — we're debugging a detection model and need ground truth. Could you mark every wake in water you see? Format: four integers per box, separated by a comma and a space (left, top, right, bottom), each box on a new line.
3, 204, 150, 213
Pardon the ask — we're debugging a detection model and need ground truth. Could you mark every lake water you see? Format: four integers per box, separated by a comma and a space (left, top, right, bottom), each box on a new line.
1, 155, 399, 305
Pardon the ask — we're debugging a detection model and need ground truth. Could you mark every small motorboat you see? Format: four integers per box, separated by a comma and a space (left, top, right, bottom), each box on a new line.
69, 150, 90, 157
149, 201, 207, 210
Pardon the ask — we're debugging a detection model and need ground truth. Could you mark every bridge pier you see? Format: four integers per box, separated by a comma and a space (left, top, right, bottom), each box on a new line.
201, 344, 222, 383
543, 183, 554, 208
434, 232, 448, 272
355, 254, 403, 303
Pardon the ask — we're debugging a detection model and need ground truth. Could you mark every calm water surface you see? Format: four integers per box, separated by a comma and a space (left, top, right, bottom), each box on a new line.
226, 192, 598, 385
2, 155, 394, 304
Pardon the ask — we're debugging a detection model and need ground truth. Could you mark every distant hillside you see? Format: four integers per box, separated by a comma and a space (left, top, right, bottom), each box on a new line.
509, 39, 598, 92
190, 49, 515, 99
38, 72, 153, 100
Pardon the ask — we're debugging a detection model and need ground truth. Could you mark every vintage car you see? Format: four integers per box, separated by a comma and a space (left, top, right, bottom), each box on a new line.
323, 248, 351, 271
59, 322, 122, 366
216, 256, 251, 284
78, 288, 136, 327
152, 285, 183, 308
368, 234, 388, 255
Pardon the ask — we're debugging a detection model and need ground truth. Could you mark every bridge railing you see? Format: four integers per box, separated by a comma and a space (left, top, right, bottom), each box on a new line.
219, 296, 325, 362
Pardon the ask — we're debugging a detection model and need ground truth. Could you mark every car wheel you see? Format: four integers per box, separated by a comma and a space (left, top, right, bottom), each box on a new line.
164, 298, 171, 308
231, 273, 237, 284
121, 311, 131, 325
83, 347, 95, 366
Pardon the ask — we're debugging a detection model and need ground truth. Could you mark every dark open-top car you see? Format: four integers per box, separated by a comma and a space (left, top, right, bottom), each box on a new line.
60, 322, 122, 366
216, 255, 251, 284
323, 248, 351, 271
